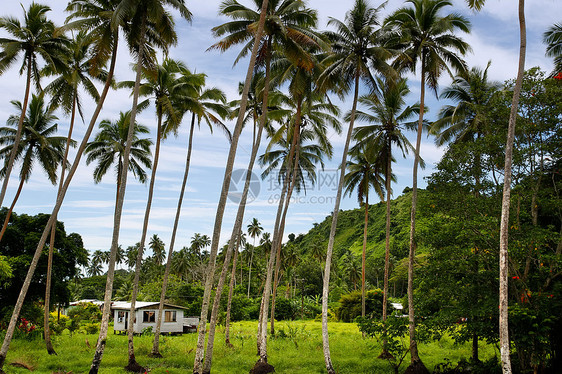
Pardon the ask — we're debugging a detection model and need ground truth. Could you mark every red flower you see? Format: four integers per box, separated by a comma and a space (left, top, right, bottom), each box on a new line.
512, 276, 519, 280
554, 72, 562, 80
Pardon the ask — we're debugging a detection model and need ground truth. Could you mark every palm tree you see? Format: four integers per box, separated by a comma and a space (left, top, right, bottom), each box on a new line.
464, 0, 526, 372
0, 1, 124, 368
150, 70, 230, 359
431, 62, 500, 197
351, 76, 418, 352
260, 88, 339, 337
116, 58, 186, 366
87, 260, 103, 277
385, 0, 470, 369
85, 111, 152, 205
149, 234, 165, 265
544, 23, 562, 76
247, 218, 263, 298
317, 1, 390, 371
88, 0, 191, 370
343, 146, 385, 319
0, 94, 67, 242
0, 3, 68, 209
431, 62, 500, 146
191, 0, 278, 370
42, 29, 107, 355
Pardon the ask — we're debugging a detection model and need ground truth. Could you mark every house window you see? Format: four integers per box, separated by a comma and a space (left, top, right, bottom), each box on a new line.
165, 311, 176, 322
143, 311, 155, 323
117, 311, 125, 323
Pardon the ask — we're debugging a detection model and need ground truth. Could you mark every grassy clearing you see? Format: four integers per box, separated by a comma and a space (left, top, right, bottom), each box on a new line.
3, 321, 497, 373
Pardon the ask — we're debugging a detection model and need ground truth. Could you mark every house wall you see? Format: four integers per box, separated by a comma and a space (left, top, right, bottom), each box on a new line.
113, 309, 184, 334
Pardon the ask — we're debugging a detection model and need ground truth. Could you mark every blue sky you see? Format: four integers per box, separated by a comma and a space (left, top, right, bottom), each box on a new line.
0, 0, 557, 259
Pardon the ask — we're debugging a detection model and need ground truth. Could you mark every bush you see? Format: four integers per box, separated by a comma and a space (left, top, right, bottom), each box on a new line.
226, 294, 254, 322
49, 312, 70, 335
67, 302, 102, 323
83, 322, 99, 334
335, 289, 386, 322
273, 298, 297, 321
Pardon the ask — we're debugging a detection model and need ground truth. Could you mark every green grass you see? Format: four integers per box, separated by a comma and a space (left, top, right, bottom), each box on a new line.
3, 321, 497, 373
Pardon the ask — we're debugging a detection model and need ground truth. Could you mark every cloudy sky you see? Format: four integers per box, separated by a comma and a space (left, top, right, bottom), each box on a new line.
0, 0, 557, 259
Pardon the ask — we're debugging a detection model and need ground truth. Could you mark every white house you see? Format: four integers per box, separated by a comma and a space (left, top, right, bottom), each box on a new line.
112, 301, 189, 334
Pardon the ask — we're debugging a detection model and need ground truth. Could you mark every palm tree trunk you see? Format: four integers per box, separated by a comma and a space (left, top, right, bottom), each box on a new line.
1, 186, 29, 249
90, 21, 146, 374
192, 3, 269, 371
44, 91, 78, 356
383, 145, 391, 327
0, 54, 32, 209
405, 59, 427, 370
499, 2, 526, 373
152, 115, 195, 357
257, 102, 302, 362
362, 193, 368, 320
225, 234, 241, 347
0, 35, 119, 374
202, 53, 272, 373
322, 73, 360, 374
125, 114, 164, 371
0, 176, 25, 241
270, 119, 302, 336
247, 245, 254, 298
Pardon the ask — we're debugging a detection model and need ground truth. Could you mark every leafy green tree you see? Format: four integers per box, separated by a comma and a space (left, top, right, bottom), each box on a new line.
0, 211, 88, 328
385, 0, 470, 367
0, 94, 66, 242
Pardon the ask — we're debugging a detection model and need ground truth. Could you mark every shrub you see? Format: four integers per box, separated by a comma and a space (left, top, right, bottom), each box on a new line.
67, 302, 102, 322
49, 312, 70, 335
84, 322, 99, 334
335, 289, 386, 322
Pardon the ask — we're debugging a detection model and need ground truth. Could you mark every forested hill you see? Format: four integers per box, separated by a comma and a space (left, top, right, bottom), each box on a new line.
290, 189, 424, 293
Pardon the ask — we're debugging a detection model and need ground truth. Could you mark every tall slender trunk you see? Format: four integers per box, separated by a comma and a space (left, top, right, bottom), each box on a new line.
0, 35, 119, 374
383, 142, 392, 332
0, 54, 32, 209
125, 114, 164, 371
322, 73, 360, 374
225, 234, 242, 346
247, 244, 254, 298
90, 21, 146, 373
257, 101, 302, 361
192, 2, 268, 372
362, 193, 368, 319
270, 115, 302, 335
404, 59, 427, 371
499, 2, 526, 373
0, 176, 25, 242
44, 92, 78, 356
152, 116, 195, 357
203, 54, 272, 373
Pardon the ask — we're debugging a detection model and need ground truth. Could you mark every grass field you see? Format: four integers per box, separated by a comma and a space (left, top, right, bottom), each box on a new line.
3, 321, 498, 373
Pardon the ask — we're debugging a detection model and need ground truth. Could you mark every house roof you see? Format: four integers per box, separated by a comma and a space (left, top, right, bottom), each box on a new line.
69, 299, 104, 306
111, 301, 188, 311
